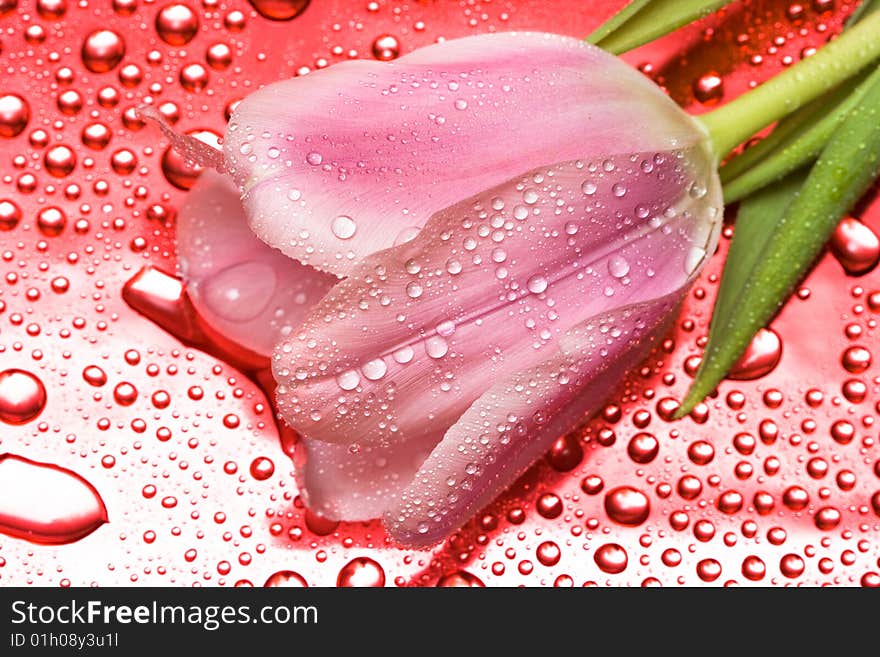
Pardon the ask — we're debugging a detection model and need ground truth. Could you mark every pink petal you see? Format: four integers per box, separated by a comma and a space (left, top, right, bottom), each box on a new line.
384, 295, 680, 546
274, 148, 721, 449
178, 171, 338, 357
226, 32, 710, 275
295, 433, 439, 521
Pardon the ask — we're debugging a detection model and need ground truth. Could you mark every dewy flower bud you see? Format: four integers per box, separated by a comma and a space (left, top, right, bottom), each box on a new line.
267, 33, 722, 546
170, 32, 723, 546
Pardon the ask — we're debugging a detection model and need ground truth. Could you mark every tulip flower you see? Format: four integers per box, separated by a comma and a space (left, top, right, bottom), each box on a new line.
151, 18, 880, 546
256, 32, 722, 545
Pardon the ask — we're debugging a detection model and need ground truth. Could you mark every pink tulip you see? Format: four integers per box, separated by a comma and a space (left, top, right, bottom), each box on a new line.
176, 171, 336, 357
164, 32, 723, 546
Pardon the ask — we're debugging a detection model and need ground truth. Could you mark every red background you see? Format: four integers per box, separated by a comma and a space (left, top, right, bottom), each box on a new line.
1, 0, 878, 586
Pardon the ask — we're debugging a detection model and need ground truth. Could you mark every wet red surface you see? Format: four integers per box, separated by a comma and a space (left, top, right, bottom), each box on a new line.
0, 0, 878, 586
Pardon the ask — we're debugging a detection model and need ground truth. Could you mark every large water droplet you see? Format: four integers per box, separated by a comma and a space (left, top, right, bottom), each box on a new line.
331, 215, 357, 240
248, 0, 309, 21
0, 94, 30, 138
337, 557, 385, 587
0, 369, 47, 425
0, 454, 108, 544
81, 29, 126, 73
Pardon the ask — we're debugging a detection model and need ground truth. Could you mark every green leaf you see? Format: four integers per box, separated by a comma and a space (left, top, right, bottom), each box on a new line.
591, 0, 736, 55
847, 0, 880, 26
721, 65, 879, 204
586, 0, 654, 46
718, 0, 880, 203
710, 172, 805, 338
677, 71, 880, 417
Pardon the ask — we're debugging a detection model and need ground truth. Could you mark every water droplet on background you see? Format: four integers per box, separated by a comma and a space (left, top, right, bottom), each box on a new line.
0, 454, 107, 544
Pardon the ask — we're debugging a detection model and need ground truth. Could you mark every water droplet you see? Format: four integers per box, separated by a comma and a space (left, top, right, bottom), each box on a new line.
82, 30, 126, 73
82, 366, 107, 387
264, 570, 308, 587
249, 456, 274, 480
337, 370, 360, 391
436, 570, 484, 587
687, 440, 715, 465
536, 492, 562, 519
536, 541, 561, 566
331, 215, 357, 240
594, 543, 627, 574
37, 0, 66, 19
728, 328, 782, 380
841, 345, 871, 373
113, 382, 138, 406
248, 0, 310, 21
527, 275, 548, 294
43, 145, 76, 178
372, 33, 400, 61
604, 486, 650, 526
779, 554, 805, 579
0, 94, 29, 138
179, 63, 209, 92
607, 255, 630, 278
741, 556, 766, 581
337, 557, 385, 587
304, 510, 339, 536
0, 454, 107, 544
627, 432, 658, 463
694, 72, 724, 104
0, 199, 22, 230
156, 3, 199, 45
36, 206, 66, 236
361, 358, 387, 380
546, 433, 582, 471
425, 336, 448, 359
206, 42, 233, 70
0, 369, 47, 425
696, 558, 722, 582
830, 217, 880, 275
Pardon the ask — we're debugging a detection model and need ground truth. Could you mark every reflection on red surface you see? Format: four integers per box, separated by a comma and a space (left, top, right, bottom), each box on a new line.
0, 0, 878, 586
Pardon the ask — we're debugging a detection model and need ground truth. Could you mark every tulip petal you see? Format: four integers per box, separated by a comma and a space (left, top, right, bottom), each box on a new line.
178, 171, 338, 357
296, 433, 439, 521
384, 294, 679, 546
273, 148, 721, 447
226, 32, 710, 275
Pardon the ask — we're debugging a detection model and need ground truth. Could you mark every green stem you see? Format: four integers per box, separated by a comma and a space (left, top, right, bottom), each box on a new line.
698, 9, 880, 161
722, 66, 877, 203
718, 84, 849, 184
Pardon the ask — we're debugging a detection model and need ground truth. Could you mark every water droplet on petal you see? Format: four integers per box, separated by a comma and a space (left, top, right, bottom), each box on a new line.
527, 275, 548, 294
331, 215, 357, 240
